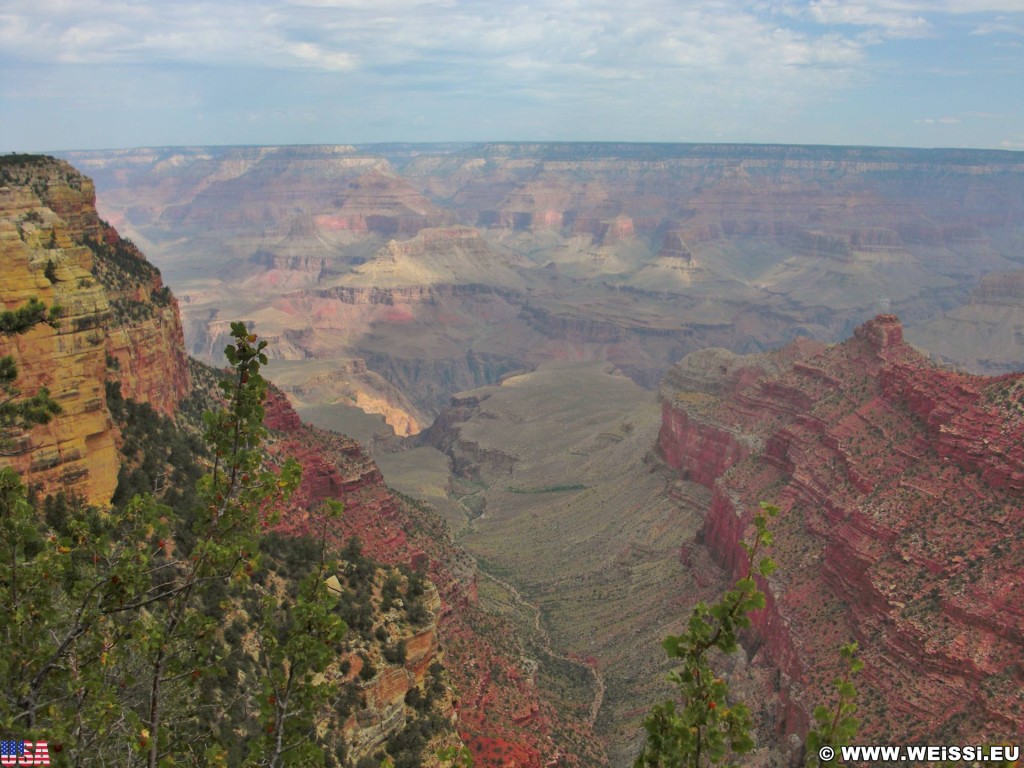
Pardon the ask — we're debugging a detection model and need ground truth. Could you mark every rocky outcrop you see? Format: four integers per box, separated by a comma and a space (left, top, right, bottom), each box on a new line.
656, 231, 694, 263
338, 573, 449, 760
277, 358, 426, 437
419, 392, 520, 479
658, 315, 1024, 745
0, 156, 189, 504
657, 403, 751, 488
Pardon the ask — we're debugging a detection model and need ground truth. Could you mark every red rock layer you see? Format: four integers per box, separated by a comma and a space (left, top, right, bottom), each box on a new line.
658, 315, 1024, 744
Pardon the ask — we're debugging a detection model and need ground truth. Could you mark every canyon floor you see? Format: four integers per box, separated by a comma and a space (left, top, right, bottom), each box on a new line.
300, 361, 771, 765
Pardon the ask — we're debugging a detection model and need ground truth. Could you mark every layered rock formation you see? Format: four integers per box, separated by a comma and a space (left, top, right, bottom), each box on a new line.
316, 169, 454, 236
0, 156, 189, 504
658, 316, 1024, 744
60, 143, 1024, 427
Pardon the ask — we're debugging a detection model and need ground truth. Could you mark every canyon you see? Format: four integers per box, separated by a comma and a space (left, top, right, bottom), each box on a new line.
262, 390, 606, 765
4, 147, 1023, 765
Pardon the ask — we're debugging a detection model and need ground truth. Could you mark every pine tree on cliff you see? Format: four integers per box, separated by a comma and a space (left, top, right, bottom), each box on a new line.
0, 323, 370, 766
134, 323, 301, 768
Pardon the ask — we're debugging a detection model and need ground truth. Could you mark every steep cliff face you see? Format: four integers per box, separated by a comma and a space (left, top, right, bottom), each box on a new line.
0, 156, 190, 504
88, 219, 190, 415
659, 315, 1024, 744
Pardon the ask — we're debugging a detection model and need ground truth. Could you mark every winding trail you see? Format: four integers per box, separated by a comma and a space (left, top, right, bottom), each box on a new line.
478, 569, 606, 728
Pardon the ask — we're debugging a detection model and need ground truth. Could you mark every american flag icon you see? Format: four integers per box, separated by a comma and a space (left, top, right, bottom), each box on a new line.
0, 741, 50, 766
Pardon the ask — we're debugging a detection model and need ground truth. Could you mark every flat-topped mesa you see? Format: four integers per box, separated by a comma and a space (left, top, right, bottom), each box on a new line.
0, 155, 190, 504
657, 314, 1024, 747
854, 313, 904, 349
385, 225, 487, 256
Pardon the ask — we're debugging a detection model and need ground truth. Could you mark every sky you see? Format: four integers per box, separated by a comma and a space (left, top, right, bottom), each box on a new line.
1, 0, 1023, 152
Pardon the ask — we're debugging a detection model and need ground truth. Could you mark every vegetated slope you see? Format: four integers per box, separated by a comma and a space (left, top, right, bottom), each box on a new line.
658, 315, 1024, 744
100, 368, 463, 767
60, 144, 1024, 423
0, 157, 604, 768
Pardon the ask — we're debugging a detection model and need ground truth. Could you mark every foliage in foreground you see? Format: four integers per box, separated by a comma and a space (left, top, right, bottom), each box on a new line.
634, 503, 778, 768
1, 319, 455, 767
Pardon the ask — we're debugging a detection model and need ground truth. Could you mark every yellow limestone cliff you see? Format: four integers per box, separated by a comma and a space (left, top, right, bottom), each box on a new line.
0, 156, 190, 505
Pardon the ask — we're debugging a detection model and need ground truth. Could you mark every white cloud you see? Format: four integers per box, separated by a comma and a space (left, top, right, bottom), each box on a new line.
784, 0, 1024, 40
971, 18, 1024, 35
2, 0, 873, 85
805, 0, 932, 38
280, 41, 358, 70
